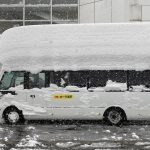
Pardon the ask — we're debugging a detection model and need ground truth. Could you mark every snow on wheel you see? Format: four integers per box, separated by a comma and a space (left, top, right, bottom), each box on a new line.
3, 106, 24, 125
103, 107, 126, 126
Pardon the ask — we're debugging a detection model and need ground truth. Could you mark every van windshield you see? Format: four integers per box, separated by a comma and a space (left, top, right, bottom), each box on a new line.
0, 72, 24, 90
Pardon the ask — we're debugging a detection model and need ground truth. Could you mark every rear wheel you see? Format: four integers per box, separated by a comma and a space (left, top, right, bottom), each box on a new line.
103, 107, 126, 126
3, 106, 24, 125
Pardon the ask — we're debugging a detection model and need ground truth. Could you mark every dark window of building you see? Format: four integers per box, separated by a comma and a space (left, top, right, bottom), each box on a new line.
25, 7, 50, 20
52, 7, 78, 21
53, 0, 78, 5
25, 0, 50, 5
0, 7, 23, 20
0, 0, 23, 4
25, 21, 50, 25
0, 0, 78, 33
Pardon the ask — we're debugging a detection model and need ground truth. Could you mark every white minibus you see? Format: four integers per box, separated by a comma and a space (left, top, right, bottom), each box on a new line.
0, 23, 150, 125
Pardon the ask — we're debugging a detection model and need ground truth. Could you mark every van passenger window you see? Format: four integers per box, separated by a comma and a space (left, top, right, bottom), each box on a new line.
52, 71, 70, 87
89, 70, 127, 92
105, 70, 127, 92
51, 71, 88, 88
69, 71, 88, 88
89, 71, 108, 88
128, 71, 150, 91
29, 73, 45, 89
11, 72, 24, 87
0, 72, 24, 90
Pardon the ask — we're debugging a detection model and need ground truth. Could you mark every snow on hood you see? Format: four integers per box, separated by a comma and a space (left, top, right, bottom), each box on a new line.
1, 23, 150, 73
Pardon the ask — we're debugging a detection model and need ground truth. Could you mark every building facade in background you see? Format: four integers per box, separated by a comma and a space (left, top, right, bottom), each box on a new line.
79, 0, 150, 23
0, 0, 150, 33
0, 0, 78, 33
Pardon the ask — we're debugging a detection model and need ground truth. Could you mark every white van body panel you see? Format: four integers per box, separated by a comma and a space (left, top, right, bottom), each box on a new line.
0, 89, 150, 121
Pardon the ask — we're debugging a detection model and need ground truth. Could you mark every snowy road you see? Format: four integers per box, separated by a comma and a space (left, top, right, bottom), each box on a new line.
1, 121, 150, 149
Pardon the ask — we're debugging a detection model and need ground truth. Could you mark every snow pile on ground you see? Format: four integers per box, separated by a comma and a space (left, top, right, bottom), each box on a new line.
16, 134, 46, 148
1, 23, 150, 72
80, 142, 121, 148
135, 142, 150, 146
27, 126, 36, 130
132, 132, 139, 139
56, 142, 79, 148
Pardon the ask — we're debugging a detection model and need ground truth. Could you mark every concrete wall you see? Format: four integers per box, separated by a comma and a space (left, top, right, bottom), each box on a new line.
79, 0, 95, 23
79, 0, 150, 23
79, 0, 111, 23
112, 0, 129, 22
140, 0, 150, 21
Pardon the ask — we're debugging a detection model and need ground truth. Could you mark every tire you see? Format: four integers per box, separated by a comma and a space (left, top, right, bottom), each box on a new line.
3, 106, 25, 125
103, 107, 126, 126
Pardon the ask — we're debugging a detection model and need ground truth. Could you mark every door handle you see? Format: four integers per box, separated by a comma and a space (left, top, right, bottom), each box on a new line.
30, 95, 35, 98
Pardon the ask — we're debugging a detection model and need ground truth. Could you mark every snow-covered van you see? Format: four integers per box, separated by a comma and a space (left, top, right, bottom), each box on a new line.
0, 23, 150, 125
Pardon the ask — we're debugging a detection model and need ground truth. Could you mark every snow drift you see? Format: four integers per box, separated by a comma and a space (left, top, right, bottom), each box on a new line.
0, 23, 150, 73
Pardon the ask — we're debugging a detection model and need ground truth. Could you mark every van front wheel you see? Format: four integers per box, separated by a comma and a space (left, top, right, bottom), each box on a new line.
3, 106, 24, 125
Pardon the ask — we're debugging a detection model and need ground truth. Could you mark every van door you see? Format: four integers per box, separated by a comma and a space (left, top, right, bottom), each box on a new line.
46, 71, 94, 119
26, 73, 47, 118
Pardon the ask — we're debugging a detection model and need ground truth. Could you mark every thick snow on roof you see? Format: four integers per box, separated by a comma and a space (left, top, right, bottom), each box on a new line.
1, 23, 150, 72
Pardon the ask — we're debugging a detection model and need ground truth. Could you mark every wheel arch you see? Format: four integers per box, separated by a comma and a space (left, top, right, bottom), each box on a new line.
2, 105, 22, 115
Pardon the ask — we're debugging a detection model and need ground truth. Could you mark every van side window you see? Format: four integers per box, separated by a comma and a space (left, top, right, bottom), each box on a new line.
0, 72, 24, 90
89, 71, 108, 88
128, 70, 150, 91
11, 72, 24, 87
51, 71, 69, 87
0, 72, 14, 90
29, 73, 45, 89
105, 70, 127, 92
69, 71, 88, 88
89, 70, 127, 91
143, 71, 150, 88
51, 71, 88, 88
108, 70, 126, 83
